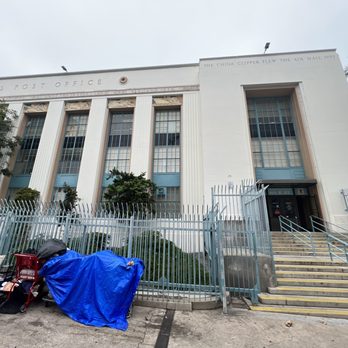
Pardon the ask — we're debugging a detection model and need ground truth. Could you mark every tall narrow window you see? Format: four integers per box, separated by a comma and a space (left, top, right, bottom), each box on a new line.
13, 115, 45, 175
58, 114, 88, 174
248, 96, 304, 179
104, 112, 133, 174
153, 109, 181, 212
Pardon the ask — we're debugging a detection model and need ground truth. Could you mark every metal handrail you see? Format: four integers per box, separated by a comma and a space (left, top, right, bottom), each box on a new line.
279, 216, 316, 255
310, 215, 348, 239
310, 216, 348, 263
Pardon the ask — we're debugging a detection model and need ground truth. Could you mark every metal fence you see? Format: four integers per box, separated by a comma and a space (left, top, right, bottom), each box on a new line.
0, 183, 274, 311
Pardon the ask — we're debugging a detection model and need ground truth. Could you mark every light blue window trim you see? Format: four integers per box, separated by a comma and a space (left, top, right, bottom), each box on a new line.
55, 174, 78, 187
102, 173, 181, 189
153, 173, 180, 187
9, 175, 31, 188
256, 167, 305, 180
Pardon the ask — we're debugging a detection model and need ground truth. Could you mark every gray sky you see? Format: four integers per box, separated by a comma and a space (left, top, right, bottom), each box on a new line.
1, 0, 347, 76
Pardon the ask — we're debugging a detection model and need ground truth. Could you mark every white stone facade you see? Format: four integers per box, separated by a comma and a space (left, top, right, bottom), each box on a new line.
0, 49, 347, 228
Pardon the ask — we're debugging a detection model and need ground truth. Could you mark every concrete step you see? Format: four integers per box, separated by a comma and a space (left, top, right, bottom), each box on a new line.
250, 304, 348, 319
272, 246, 330, 250
271, 238, 328, 243
272, 232, 325, 236
269, 285, 348, 297
274, 251, 335, 256
258, 293, 348, 308
272, 243, 329, 247
272, 242, 329, 247
276, 270, 348, 280
274, 257, 346, 265
277, 278, 348, 288
272, 234, 327, 239
272, 246, 329, 253
275, 264, 348, 273
272, 236, 327, 240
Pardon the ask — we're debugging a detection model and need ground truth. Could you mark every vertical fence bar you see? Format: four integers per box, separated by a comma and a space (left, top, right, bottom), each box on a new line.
251, 231, 260, 304
62, 213, 71, 244
216, 218, 228, 314
127, 215, 134, 259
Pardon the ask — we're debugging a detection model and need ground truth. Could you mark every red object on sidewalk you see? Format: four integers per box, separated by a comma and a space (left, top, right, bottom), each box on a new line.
7, 254, 41, 312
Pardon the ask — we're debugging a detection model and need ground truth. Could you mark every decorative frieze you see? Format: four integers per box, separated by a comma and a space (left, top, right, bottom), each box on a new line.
24, 103, 48, 113
108, 98, 136, 109
153, 96, 183, 106
1, 85, 199, 102
65, 100, 91, 111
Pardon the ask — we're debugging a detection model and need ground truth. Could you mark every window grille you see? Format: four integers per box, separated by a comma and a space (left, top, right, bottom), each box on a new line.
58, 114, 88, 174
153, 109, 180, 173
13, 115, 45, 175
248, 97, 302, 169
152, 108, 181, 211
104, 112, 133, 174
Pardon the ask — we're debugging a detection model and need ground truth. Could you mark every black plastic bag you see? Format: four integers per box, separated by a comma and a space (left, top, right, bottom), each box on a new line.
37, 239, 67, 260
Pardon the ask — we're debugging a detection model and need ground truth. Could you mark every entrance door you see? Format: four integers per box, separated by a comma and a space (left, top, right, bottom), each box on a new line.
267, 196, 300, 231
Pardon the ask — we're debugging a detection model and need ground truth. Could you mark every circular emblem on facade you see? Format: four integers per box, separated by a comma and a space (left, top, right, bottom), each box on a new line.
119, 76, 128, 85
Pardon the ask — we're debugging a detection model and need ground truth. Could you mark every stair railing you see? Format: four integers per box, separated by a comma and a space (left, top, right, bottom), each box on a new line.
310, 216, 348, 263
279, 216, 316, 255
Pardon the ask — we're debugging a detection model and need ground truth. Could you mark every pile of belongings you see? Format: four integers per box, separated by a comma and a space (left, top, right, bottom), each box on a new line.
0, 250, 41, 314
38, 239, 144, 331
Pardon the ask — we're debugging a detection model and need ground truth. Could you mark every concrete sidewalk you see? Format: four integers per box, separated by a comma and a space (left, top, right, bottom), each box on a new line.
0, 303, 164, 348
170, 307, 348, 348
1, 303, 348, 348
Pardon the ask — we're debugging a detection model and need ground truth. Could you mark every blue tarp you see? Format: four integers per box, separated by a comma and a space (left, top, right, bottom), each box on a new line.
39, 250, 144, 331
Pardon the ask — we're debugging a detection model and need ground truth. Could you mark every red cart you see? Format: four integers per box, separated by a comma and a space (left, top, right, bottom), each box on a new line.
7, 253, 41, 312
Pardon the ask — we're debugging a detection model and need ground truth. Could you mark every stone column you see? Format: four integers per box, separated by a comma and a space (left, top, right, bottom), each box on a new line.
130, 96, 153, 177
76, 98, 108, 205
182, 92, 204, 206
29, 101, 65, 202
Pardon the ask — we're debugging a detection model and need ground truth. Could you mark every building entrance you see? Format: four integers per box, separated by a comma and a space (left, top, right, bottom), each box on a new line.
265, 184, 320, 231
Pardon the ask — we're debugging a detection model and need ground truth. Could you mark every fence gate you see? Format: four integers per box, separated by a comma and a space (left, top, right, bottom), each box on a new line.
210, 183, 274, 311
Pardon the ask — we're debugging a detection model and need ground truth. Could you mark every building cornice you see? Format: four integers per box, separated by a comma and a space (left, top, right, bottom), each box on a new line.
1, 85, 200, 102
200, 48, 337, 62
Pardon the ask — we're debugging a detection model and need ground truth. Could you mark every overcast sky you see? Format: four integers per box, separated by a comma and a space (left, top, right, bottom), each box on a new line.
1, 0, 347, 76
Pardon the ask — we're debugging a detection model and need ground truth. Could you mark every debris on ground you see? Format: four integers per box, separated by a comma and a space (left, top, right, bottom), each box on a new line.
285, 320, 293, 327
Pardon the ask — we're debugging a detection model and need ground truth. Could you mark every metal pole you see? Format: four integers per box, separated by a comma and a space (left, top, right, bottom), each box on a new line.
252, 231, 261, 304
63, 213, 71, 244
216, 218, 228, 314
127, 215, 134, 258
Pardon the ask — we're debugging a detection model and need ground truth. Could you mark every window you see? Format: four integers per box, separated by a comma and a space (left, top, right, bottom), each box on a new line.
58, 114, 88, 174
248, 97, 302, 168
104, 112, 133, 174
152, 108, 181, 212
12, 115, 45, 175
153, 109, 180, 173
154, 187, 181, 215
